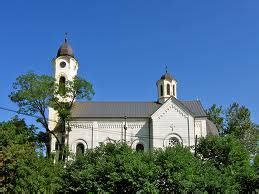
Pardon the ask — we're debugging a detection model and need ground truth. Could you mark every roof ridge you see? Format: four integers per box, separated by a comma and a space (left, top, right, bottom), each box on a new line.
180, 99, 200, 102
74, 101, 160, 103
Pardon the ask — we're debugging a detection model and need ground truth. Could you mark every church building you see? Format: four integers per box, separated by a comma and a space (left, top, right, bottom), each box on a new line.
49, 39, 218, 154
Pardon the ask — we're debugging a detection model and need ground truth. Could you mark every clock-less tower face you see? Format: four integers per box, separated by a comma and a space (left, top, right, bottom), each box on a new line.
53, 57, 78, 83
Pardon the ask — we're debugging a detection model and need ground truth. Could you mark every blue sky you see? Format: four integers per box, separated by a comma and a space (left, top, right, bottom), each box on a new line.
0, 0, 259, 124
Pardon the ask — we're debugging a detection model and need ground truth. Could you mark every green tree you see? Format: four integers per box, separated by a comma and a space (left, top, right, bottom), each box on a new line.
206, 104, 224, 134
0, 117, 63, 192
9, 73, 55, 155
9, 72, 94, 158
60, 140, 258, 193
50, 76, 94, 160
61, 142, 158, 193
226, 102, 257, 153
153, 145, 226, 192
196, 135, 258, 192
206, 103, 257, 154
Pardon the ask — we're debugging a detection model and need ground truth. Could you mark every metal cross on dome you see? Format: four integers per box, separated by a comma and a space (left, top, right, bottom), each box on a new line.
65, 32, 68, 42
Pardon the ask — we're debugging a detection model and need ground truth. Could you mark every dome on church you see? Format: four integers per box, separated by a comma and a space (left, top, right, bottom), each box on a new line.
57, 39, 74, 58
160, 72, 174, 81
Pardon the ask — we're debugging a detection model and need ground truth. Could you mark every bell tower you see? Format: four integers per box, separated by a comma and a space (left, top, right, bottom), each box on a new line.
52, 36, 78, 100
49, 36, 78, 131
157, 68, 177, 104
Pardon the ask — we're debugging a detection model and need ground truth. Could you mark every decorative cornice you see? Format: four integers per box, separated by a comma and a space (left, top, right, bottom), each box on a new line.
70, 123, 93, 129
70, 122, 147, 130
157, 104, 188, 120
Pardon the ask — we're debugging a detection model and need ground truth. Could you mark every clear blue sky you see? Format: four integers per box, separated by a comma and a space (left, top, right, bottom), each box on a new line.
0, 0, 259, 124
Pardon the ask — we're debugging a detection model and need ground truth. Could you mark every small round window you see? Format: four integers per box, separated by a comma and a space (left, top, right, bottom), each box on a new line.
60, 61, 66, 68
168, 137, 180, 147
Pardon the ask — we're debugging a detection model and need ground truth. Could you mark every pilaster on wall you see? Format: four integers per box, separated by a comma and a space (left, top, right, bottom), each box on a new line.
194, 119, 207, 138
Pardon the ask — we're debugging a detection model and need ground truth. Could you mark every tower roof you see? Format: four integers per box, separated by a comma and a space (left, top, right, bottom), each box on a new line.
56, 38, 74, 58
160, 72, 174, 81
159, 66, 176, 82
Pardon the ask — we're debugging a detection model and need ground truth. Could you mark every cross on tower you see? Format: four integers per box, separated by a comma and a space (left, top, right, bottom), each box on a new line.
65, 32, 68, 42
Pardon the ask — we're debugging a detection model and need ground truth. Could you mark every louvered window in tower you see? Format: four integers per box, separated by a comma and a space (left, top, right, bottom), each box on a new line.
59, 76, 66, 95
167, 84, 170, 95
160, 85, 164, 96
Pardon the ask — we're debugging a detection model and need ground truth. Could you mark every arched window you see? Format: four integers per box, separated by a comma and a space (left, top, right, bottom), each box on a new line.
76, 143, 85, 155
160, 85, 164, 96
168, 137, 180, 147
136, 143, 144, 152
167, 84, 170, 95
59, 76, 66, 95
173, 85, 175, 96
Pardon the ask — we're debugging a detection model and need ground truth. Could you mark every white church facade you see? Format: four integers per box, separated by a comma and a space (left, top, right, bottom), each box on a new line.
49, 39, 218, 154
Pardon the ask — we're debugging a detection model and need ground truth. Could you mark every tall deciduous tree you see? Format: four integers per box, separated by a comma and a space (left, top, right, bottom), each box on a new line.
9, 72, 94, 157
206, 104, 224, 134
226, 103, 256, 153
196, 135, 258, 192
51, 75, 94, 160
206, 103, 257, 153
9, 73, 56, 155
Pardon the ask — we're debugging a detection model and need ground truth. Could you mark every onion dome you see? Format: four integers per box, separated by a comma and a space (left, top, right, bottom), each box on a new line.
160, 72, 173, 81
56, 38, 74, 58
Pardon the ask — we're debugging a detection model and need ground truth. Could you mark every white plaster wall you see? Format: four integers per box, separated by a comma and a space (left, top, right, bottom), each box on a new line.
48, 107, 59, 131
188, 116, 195, 146
66, 118, 150, 153
194, 118, 207, 138
151, 99, 195, 148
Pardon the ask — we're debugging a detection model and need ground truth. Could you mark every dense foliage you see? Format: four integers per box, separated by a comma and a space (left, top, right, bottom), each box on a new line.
59, 138, 258, 193
0, 117, 63, 192
1, 117, 258, 192
206, 103, 257, 153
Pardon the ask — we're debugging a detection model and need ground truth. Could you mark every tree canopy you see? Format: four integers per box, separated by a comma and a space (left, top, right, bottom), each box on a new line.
0, 117, 63, 192
9, 72, 94, 157
206, 103, 257, 154
1, 117, 258, 192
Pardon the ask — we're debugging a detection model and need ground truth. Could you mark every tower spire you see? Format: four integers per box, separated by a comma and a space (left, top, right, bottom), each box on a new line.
65, 32, 68, 43
56, 33, 74, 58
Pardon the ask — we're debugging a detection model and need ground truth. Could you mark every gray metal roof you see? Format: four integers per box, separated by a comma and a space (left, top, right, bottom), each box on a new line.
71, 102, 161, 118
57, 39, 74, 58
206, 119, 219, 135
180, 100, 207, 117
71, 99, 207, 118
